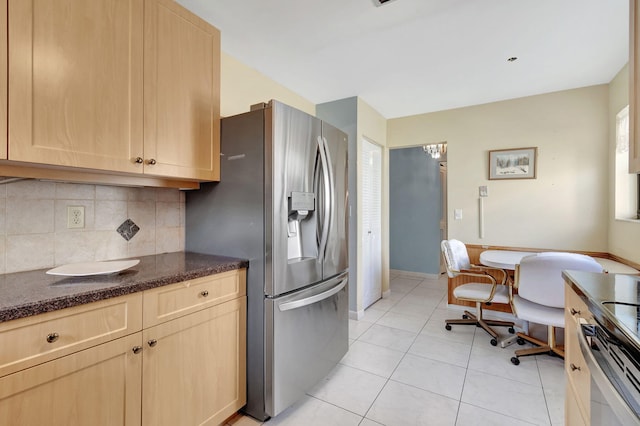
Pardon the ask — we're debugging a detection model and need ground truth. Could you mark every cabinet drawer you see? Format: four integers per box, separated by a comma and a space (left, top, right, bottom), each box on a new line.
564, 284, 591, 421
0, 293, 143, 378
143, 269, 246, 327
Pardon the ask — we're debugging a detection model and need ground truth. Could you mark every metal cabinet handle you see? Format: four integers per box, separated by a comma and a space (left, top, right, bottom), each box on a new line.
134, 157, 144, 164
46, 333, 59, 343
147, 158, 157, 165
148, 339, 158, 347
570, 363, 581, 372
570, 308, 581, 316
200, 290, 209, 297
132, 346, 142, 354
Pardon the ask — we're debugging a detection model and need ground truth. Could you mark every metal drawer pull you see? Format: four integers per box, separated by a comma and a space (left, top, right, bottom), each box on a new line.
200, 290, 209, 297
135, 157, 144, 164
147, 158, 157, 165
148, 339, 158, 347
46, 333, 59, 343
570, 308, 580, 316
132, 346, 142, 354
570, 363, 581, 371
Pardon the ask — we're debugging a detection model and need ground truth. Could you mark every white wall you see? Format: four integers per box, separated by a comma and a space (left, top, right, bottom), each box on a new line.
388, 86, 610, 252
608, 64, 640, 263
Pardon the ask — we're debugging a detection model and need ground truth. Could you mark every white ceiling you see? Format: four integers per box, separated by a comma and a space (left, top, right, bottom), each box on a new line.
178, 0, 629, 119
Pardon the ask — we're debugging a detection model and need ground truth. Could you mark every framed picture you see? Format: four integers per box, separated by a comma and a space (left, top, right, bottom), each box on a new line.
489, 147, 537, 180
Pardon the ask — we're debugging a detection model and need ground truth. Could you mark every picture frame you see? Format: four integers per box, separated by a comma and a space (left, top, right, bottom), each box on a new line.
488, 147, 537, 180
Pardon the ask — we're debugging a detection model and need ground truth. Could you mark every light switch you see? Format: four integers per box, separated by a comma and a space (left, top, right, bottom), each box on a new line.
454, 209, 463, 220
479, 186, 488, 197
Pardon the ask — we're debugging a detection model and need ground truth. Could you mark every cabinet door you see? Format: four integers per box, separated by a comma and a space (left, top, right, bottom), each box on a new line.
1, 0, 6, 160
565, 284, 592, 423
565, 384, 588, 426
142, 297, 246, 426
0, 333, 142, 426
144, 0, 220, 181
630, 0, 640, 173
8, 0, 144, 173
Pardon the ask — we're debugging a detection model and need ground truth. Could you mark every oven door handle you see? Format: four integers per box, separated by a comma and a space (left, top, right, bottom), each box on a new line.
577, 324, 640, 425
278, 277, 347, 312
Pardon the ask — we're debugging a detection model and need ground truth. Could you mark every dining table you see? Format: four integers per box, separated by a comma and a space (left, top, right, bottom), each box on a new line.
479, 250, 534, 270
479, 250, 639, 274
478, 249, 639, 347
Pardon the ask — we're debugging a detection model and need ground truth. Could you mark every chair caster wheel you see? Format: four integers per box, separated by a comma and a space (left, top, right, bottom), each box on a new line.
508, 327, 515, 334
490, 338, 498, 346
445, 324, 452, 331
511, 357, 520, 365
462, 314, 469, 319
517, 337, 526, 345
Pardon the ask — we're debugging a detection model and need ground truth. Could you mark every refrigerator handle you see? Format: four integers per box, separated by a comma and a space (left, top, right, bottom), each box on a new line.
321, 136, 335, 252
317, 136, 331, 260
278, 276, 348, 311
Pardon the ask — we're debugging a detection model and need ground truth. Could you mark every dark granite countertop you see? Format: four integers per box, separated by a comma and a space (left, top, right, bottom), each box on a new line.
0, 252, 249, 323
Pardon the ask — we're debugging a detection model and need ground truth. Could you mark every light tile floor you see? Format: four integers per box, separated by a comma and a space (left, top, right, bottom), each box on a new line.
228, 273, 565, 426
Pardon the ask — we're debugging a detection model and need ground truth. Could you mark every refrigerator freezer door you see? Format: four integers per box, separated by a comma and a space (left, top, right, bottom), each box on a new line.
267, 102, 323, 296
264, 272, 348, 417
321, 122, 349, 279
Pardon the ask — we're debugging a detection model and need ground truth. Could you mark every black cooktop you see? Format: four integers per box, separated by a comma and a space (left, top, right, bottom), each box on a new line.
563, 271, 640, 361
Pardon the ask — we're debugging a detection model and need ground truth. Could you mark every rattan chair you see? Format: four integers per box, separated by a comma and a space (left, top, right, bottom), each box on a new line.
441, 239, 514, 346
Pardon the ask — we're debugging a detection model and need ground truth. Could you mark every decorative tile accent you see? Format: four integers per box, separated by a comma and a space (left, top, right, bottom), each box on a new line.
117, 219, 140, 241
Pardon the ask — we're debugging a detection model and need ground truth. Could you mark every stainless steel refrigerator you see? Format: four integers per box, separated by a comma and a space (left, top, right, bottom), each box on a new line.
185, 100, 349, 421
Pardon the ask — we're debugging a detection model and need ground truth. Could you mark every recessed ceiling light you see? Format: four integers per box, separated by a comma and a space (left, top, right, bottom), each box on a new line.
373, 0, 397, 6
507, 57, 518, 62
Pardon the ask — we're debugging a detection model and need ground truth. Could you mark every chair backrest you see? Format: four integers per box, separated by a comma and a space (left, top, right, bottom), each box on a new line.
516, 252, 603, 308
441, 239, 472, 278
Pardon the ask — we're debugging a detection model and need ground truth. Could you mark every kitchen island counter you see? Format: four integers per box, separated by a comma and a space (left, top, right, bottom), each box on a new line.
0, 252, 248, 322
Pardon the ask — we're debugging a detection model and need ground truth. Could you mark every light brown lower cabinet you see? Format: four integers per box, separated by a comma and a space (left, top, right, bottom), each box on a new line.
0, 269, 247, 426
142, 297, 247, 426
0, 333, 143, 426
565, 282, 592, 425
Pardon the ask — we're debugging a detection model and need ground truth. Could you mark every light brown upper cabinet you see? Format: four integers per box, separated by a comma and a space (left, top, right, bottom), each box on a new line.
630, 0, 640, 173
144, 0, 220, 181
8, 0, 144, 173
1, 0, 8, 160
5, 0, 220, 182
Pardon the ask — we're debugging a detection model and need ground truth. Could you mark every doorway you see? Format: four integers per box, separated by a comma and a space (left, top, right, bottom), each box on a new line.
389, 145, 445, 276
361, 138, 382, 309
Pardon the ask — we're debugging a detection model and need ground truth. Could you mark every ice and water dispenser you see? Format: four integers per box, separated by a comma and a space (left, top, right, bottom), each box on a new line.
287, 191, 316, 261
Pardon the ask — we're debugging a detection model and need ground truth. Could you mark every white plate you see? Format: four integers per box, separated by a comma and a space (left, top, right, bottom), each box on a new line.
46, 260, 140, 276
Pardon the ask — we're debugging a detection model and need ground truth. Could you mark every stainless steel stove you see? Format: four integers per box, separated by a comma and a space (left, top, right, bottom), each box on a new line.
564, 271, 640, 425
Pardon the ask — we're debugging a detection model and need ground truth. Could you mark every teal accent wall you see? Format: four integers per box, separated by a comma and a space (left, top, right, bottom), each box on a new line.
389, 147, 442, 275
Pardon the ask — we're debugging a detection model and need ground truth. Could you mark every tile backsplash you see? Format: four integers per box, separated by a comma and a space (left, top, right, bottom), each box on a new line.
0, 180, 185, 274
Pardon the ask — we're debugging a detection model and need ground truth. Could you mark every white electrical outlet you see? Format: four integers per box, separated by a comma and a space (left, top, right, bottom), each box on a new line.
67, 206, 85, 229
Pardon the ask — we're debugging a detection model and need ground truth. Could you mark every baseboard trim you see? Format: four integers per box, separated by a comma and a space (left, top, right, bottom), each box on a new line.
390, 269, 441, 280
349, 310, 364, 320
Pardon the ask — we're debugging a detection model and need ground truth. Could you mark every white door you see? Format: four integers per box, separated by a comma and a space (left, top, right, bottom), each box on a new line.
362, 138, 382, 309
